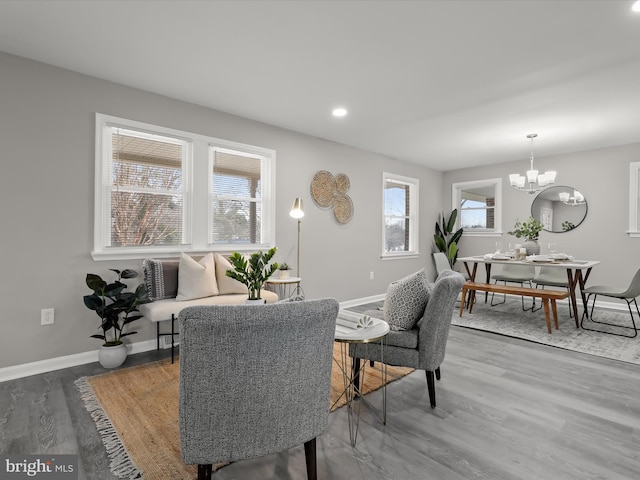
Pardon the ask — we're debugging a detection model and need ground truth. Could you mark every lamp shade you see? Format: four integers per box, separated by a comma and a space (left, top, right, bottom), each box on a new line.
290, 198, 304, 219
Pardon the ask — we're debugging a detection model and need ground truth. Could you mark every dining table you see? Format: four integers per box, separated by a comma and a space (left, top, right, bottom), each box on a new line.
457, 255, 600, 326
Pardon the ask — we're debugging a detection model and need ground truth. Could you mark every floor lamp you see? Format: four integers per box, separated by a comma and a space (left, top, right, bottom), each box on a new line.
289, 197, 304, 277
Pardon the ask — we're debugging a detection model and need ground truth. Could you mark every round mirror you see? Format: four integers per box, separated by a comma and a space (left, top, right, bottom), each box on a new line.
531, 185, 588, 233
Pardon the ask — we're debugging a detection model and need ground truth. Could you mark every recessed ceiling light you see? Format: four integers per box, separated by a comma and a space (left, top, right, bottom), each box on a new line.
633, 1, 640, 12
332, 107, 348, 117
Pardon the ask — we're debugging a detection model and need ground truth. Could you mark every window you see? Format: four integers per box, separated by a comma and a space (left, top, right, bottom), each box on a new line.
382, 173, 419, 258
629, 162, 640, 237
452, 178, 502, 236
93, 114, 275, 260
209, 148, 266, 245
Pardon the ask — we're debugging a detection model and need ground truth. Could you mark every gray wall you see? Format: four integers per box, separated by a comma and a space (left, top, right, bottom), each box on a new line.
0, 52, 442, 368
442, 143, 640, 288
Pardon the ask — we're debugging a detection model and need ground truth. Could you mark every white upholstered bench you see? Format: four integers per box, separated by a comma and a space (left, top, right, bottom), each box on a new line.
139, 254, 278, 362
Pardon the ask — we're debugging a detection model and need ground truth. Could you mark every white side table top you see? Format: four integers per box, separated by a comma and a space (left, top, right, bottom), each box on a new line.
334, 314, 390, 343
265, 276, 301, 284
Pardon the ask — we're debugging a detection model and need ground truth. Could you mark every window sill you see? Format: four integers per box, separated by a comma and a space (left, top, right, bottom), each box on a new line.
381, 252, 420, 261
91, 244, 275, 261
626, 231, 640, 238
462, 231, 503, 237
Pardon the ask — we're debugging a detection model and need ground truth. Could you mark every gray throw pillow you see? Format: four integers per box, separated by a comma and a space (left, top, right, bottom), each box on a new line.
383, 268, 431, 331
142, 258, 179, 300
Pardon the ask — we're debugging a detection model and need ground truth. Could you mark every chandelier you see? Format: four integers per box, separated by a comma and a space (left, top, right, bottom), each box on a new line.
559, 189, 585, 206
509, 134, 556, 194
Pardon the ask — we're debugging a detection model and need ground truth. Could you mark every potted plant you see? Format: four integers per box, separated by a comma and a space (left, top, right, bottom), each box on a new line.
508, 217, 543, 255
434, 209, 464, 268
83, 269, 149, 368
226, 247, 279, 303
278, 263, 291, 279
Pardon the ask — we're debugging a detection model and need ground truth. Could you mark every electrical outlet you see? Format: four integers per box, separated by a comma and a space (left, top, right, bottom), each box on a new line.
41, 308, 55, 325
369, 271, 374, 280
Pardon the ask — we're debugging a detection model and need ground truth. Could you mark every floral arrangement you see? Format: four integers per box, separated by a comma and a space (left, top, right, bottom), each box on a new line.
508, 217, 543, 241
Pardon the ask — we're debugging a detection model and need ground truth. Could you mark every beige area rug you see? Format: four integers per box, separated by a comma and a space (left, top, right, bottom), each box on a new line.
75, 344, 413, 480
452, 296, 640, 365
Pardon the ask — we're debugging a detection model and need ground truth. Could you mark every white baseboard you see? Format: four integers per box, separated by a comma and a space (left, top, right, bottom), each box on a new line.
0, 296, 629, 383
0, 338, 158, 383
339, 294, 385, 309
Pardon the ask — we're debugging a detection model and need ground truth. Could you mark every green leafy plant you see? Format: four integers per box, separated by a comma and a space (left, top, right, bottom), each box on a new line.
562, 220, 576, 231
508, 217, 543, 240
278, 263, 290, 271
434, 209, 463, 268
83, 269, 149, 346
226, 247, 279, 300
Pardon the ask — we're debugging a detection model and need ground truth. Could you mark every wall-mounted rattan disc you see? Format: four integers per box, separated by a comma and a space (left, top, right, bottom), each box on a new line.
335, 173, 351, 194
310, 170, 336, 208
333, 193, 354, 224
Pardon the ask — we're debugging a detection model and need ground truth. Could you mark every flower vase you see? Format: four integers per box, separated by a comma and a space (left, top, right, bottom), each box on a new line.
523, 239, 541, 256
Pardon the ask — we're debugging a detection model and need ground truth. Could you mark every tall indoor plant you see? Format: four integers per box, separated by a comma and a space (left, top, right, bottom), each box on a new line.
226, 247, 279, 302
83, 268, 149, 368
434, 209, 464, 268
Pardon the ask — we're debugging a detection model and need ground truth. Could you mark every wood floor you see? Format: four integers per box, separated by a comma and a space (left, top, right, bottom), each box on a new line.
1, 326, 639, 480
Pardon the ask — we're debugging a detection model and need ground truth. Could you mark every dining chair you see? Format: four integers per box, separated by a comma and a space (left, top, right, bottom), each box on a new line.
433, 252, 452, 276
534, 266, 573, 317
490, 264, 536, 310
580, 267, 640, 338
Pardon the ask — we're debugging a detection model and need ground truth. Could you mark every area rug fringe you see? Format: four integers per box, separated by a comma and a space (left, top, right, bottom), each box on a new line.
75, 376, 144, 480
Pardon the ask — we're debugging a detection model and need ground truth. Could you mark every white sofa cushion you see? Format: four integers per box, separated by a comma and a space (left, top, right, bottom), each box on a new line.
214, 253, 249, 295
176, 253, 219, 301
139, 290, 279, 322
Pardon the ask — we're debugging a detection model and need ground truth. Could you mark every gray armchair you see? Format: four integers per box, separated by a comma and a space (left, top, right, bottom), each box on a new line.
350, 270, 465, 409
178, 298, 339, 480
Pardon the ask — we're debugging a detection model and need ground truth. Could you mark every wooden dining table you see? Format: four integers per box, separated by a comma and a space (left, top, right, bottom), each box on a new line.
457, 255, 600, 326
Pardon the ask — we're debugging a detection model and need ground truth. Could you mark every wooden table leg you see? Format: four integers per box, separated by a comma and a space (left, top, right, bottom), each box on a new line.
542, 298, 552, 334
463, 262, 478, 311
567, 268, 580, 327
551, 299, 559, 330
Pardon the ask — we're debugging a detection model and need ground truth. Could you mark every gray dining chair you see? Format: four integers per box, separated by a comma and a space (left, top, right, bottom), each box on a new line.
433, 252, 469, 281
580, 267, 640, 338
491, 263, 536, 310
433, 252, 452, 276
534, 266, 573, 317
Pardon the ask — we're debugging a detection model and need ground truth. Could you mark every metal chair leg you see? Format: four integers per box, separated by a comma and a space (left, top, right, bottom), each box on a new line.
580, 294, 639, 338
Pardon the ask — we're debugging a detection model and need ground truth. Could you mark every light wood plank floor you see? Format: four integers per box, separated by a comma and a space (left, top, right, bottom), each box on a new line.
1, 327, 639, 480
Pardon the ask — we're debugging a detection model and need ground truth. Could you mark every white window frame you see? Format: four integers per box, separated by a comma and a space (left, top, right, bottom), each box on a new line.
208, 144, 275, 248
628, 162, 640, 237
381, 172, 420, 259
452, 178, 502, 237
93, 114, 275, 260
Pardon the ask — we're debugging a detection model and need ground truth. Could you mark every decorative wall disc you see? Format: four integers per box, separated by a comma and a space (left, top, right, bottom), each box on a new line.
333, 193, 354, 224
310, 170, 354, 224
335, 173, 350, 194
310, 170, 336, 208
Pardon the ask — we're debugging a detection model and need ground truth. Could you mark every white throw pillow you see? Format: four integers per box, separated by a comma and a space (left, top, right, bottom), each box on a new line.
176, 253, 219, 301
383, 268, 431, 331
214, 254, 249, 295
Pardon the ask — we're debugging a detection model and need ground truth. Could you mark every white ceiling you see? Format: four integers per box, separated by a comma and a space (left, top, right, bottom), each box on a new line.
1, 0, 640, 171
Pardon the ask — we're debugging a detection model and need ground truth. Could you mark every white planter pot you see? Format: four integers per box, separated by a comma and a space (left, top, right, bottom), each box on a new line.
245, 298, 266, 305
279, 270, 290, 279
98, 343, 128, 369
